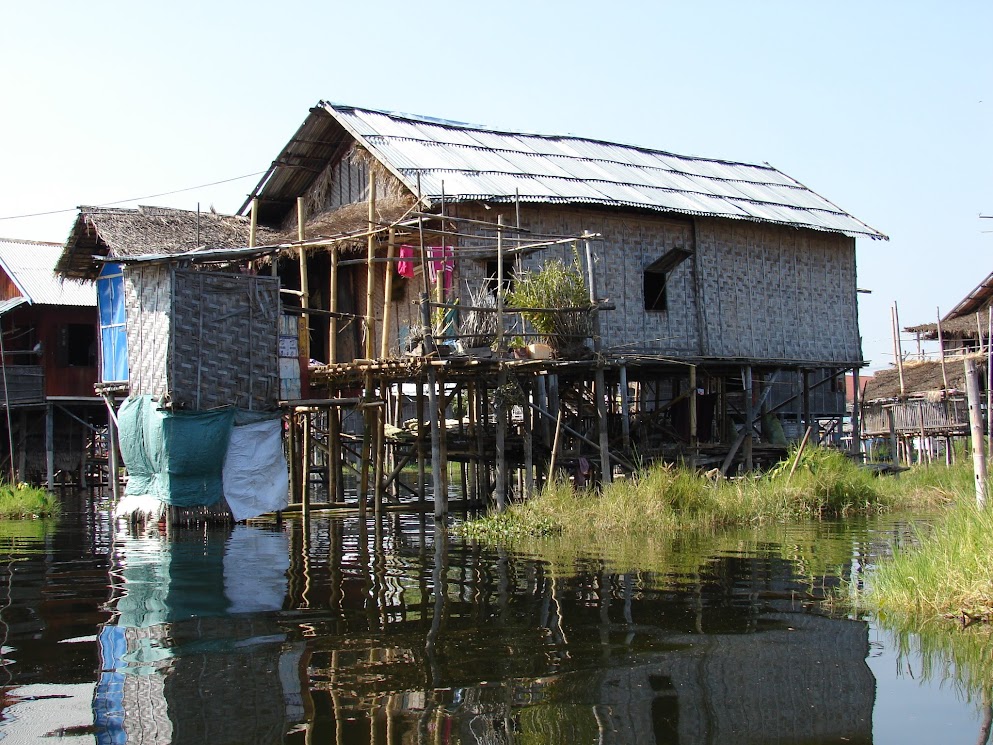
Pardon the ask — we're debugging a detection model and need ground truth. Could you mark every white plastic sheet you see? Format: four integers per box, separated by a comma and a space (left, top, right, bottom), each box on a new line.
222, 418, 289, 521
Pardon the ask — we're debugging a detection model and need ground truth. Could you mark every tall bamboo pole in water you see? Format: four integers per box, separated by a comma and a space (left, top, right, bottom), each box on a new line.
965, 358, 987, 508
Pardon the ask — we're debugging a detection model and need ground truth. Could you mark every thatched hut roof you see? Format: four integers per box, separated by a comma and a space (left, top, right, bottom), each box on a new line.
862, 355, 987, 401
56, 206, 280, 280
905, 305, 993, 341
274, 194, 417, 249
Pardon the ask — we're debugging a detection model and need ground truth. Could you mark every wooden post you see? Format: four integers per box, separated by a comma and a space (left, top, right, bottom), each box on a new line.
45, 404, 54, 489
619, 365, 631, 451
965, 358, 987, 508
743, 366, 754, 472
380, 228, 396, 359
495, 368, 508, 510
892, 303, 905, 396
937, 307, 949, 391
523, 379, 534, 499
374, 386, 385, 517
329, 247, 339, 363
301, 409, 311, 518
365, 177, 377, 359
416, 382, 426, 507
496, 215, 504, 351
329, 404, 343, 503
297, 198, 310, 362
585, 236, 612, 484
801, 369, 811, 437
287, 411, 300, 505
851, 367, 862, 456
688, 364, 698, 467
886, 406, 899, 468
360, 372, 373, 516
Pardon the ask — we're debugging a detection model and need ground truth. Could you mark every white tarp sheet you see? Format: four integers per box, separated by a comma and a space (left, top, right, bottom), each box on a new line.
222, 418, 289, 521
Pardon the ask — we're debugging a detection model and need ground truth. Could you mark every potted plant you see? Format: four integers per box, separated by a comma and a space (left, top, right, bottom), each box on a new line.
506, 256, 595, 358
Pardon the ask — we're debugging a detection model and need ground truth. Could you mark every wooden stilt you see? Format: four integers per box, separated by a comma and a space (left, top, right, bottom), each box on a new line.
619, 365, 631, 451
45, 404, 54, 489
523, 379, 534, 499
744, 366, 754, 472
688, 364, 697, 468
287, 411, 300, 504
416, 382, 426, 507
301, 408, 311, 517
495, 368, 508, 510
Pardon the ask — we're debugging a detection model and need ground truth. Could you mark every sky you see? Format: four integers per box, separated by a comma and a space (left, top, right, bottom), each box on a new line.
1, 0, 990, 372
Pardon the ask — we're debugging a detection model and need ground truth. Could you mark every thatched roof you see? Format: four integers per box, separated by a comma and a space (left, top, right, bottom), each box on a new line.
56, 206, 280, 280
862, 355, 987, 401
274, 194, 417, 248
906, 304, 993, 341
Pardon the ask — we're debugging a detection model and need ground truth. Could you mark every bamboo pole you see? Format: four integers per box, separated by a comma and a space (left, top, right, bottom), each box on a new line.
688, 364, 698, 468
365, 178, 377, 359
495, 368, 508, 511
329, 247, 338, 363
380, 228, 396, 359
937, 307, 949, 391
496, 215, 504, 351
297, 198, 310, 362
585, 236, 612, 484
892, 303, 905, 396
965, 358, 987, 508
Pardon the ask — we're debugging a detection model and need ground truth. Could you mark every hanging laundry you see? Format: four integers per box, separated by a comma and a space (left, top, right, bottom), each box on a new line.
397, 245, 416, 278
427, 245, 454, 291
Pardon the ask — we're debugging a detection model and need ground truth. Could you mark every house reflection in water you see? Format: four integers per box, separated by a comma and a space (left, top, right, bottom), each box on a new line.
93, 525, 305, 744
90, 518, 875, 744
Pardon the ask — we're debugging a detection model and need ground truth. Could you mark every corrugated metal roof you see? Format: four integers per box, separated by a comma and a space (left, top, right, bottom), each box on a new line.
323, 103, 886, 240
0, 238, 96, 306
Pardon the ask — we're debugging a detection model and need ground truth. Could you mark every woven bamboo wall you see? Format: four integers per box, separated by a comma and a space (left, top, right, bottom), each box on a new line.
125, 266, 280, 410
125, 264, 171, 398
435, 206, 860, 363
695, 218, 860, 362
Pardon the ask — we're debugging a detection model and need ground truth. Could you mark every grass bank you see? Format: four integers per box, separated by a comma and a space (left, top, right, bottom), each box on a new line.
857, 500, 993, 624
0, 482, 60, 519
457, 447, 956, 543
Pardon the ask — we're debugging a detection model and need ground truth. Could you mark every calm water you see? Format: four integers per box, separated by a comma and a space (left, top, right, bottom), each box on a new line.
0, 491, 990, 744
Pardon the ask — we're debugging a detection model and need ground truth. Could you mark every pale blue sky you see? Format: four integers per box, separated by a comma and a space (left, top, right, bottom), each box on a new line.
1, 0, 990, 371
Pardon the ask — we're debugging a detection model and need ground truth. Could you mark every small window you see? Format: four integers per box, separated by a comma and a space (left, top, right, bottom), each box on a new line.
59, 324, 97, 367
644, 270, 668, 311
643, 247, 693, 313
484, 259, 514, 297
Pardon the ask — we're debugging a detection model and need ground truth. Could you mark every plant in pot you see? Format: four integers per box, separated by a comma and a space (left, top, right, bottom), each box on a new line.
506, 256, 595, 358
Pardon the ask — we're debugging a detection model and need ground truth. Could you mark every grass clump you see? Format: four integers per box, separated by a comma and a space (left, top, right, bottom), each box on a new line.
0, 482, 61, 519
858, 501, 993, 623
455, 446, 944, 543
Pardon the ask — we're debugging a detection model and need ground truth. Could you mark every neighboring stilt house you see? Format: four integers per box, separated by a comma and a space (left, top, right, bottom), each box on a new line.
860, 270, 993, 464
0, 237, 101, 487
238, 101, 884, 498
55, 207, 291, 520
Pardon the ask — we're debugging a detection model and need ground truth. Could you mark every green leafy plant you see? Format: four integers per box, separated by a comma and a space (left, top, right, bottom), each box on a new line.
506, 256, 594, 356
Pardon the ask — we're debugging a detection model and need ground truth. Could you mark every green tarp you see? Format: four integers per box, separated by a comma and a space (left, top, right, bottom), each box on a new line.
118, 395, 235, 507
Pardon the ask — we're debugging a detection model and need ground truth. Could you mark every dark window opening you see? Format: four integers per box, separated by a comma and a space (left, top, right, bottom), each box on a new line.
643, 247, 693, 313
644, 270, 668, 311
485, 259, 514, 297
60, 324, 97, 367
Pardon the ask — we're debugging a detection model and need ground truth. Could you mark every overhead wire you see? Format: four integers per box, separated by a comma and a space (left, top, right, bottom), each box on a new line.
0, 171, 267, 222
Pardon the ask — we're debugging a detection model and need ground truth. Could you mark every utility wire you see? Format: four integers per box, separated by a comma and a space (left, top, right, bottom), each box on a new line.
0, 171, 266, 221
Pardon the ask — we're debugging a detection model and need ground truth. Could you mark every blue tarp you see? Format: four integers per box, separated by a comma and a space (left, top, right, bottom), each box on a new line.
118, 395, 235, 507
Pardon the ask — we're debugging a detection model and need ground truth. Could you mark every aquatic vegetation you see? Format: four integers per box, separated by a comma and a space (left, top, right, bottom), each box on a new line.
0, 482, 60, 519
858, 501, 993, 624
454, 447, 947, 543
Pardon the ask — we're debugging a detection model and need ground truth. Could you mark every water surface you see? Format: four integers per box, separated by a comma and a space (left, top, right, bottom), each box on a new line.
0, 493, 989, 744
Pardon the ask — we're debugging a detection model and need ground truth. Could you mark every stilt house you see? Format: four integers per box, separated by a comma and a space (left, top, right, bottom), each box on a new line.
0, 237, 100, 486
55, 207, 290, 519
239, 101, 884, 506
861, 270, 993, 464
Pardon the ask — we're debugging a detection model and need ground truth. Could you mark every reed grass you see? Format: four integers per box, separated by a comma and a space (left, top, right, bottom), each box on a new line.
0, 482, 60, 519
858, 501, 993, 622
456, 446, 948, 543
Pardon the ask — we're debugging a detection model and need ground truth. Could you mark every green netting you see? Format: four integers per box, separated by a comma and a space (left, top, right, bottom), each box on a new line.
118, 396, 235, 507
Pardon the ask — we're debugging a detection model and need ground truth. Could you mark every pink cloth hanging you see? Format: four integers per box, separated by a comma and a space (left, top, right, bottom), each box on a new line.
426, 246, 454, 291
397, 245, 416, 278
